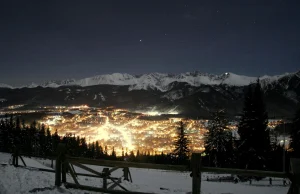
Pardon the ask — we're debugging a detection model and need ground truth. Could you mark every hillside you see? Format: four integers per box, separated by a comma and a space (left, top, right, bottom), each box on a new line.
0, 152, 289, 194
0, 71, 299, 118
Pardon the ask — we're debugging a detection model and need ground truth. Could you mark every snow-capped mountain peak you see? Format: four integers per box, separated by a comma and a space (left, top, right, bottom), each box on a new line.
0, 83, 13, 89
1, 71, 298, 91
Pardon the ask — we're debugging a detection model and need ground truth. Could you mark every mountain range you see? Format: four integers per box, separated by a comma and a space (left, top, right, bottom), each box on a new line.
0, 71, 299, 118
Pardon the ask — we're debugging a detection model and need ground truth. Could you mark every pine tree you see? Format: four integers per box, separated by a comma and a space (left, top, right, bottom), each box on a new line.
204, 110, 233, 167
173, 121, 190, 164
0, 116, 15, 152
75, 136, 81, 157
111, 147, 117, 159
45, 128, 53, 156
238, 79, 270, 170
290, 107, 300, 158
7, 115, 14, 152
68, 134, 79, 157
85, 142, 95, 158
0, 120, 5, 151
104, 146, 108, 156
95, 141, 103, 159
15, 117, 21, 141
79, 137, 88, 157
52, 129, 60, 154
129, 150, 135, 161
15, 117, 21, 131
136, 150, 141, 162
38, 124, 46, 156
21, 119, 26, 129
9, 115, 14, 129
121, 147, 125, 160
23, 125, 31, 155
30, 121, 39, 156
91, 142, 96, 158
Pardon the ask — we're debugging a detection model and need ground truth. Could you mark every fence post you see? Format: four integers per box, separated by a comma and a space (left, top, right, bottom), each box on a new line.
123, 167, 130, 181
13, 146, 20, 167
55, 152, 61, 186
289, 158, 300, 194
55, 143, 66, 187
102, 168, 109, 189
191, 153, 202, 194
62, 158, 67, 183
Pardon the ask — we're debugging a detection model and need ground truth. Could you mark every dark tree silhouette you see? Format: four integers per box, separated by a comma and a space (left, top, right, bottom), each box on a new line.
204, 110, 233, 167
238, 79, 270, 171
173, 121, 190, 164
111, 147, 117, 159
95, 141, 103, 159
45, 128, 53, 156
290, 107, 300, 158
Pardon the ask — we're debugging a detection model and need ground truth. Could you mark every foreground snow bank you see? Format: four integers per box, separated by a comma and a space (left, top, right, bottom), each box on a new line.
0, 165, 102, 194
0, 152, 289, 194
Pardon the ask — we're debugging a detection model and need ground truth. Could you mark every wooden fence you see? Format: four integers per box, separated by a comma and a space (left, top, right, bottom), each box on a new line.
10, 143, 300, 194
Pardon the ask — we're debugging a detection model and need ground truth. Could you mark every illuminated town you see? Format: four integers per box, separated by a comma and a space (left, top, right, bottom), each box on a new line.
41, 106, 208, 156
0, 104, 286, 156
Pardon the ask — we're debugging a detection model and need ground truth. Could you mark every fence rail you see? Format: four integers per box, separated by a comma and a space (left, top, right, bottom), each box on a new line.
7, 143, 300, 194
65, 182, 155, 194
201, 167, 288, 178
55, 143, 300, 194
67, 156, 188, 171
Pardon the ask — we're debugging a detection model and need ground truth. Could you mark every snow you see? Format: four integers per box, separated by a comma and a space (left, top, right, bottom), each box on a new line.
0, 152, 289, 194
0, 98, 7, 102
162, 90, 183, 101
93, 93, 105, 101
220, 73, 256, 86
0, 83, 13, 89
284, 91, 298, 103
199, 87, 210, 93
99, 93, 106, 101
2, 71, 296, 92
42, 83, 60, 88
167, 106, 179, 114
75, 73, 137, 87
24, 82, 39, 88
0, 153, 98, 194
40, 79, 76, 88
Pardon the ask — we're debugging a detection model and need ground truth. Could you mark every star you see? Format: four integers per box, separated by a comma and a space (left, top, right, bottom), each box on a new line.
139, 39, 142, 42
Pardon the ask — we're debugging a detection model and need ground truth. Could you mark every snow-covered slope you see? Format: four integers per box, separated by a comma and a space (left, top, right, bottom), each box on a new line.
79, 71, 296, 91
0, 152, 290, 194
4, 71, 299, 91
74, 73, 136, 87
23, 82, 39, 88
0, 83, 13, 89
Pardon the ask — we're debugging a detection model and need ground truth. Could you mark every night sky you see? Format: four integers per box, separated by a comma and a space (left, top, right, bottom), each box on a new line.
1, 0, 300, 86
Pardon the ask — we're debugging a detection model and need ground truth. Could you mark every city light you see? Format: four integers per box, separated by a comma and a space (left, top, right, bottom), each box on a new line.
33, 105, 206, 155
0, 104, 286, 156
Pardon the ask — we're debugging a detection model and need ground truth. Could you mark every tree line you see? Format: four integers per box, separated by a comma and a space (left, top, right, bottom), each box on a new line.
0, 115, 186, 165
202, 79, 300, 173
